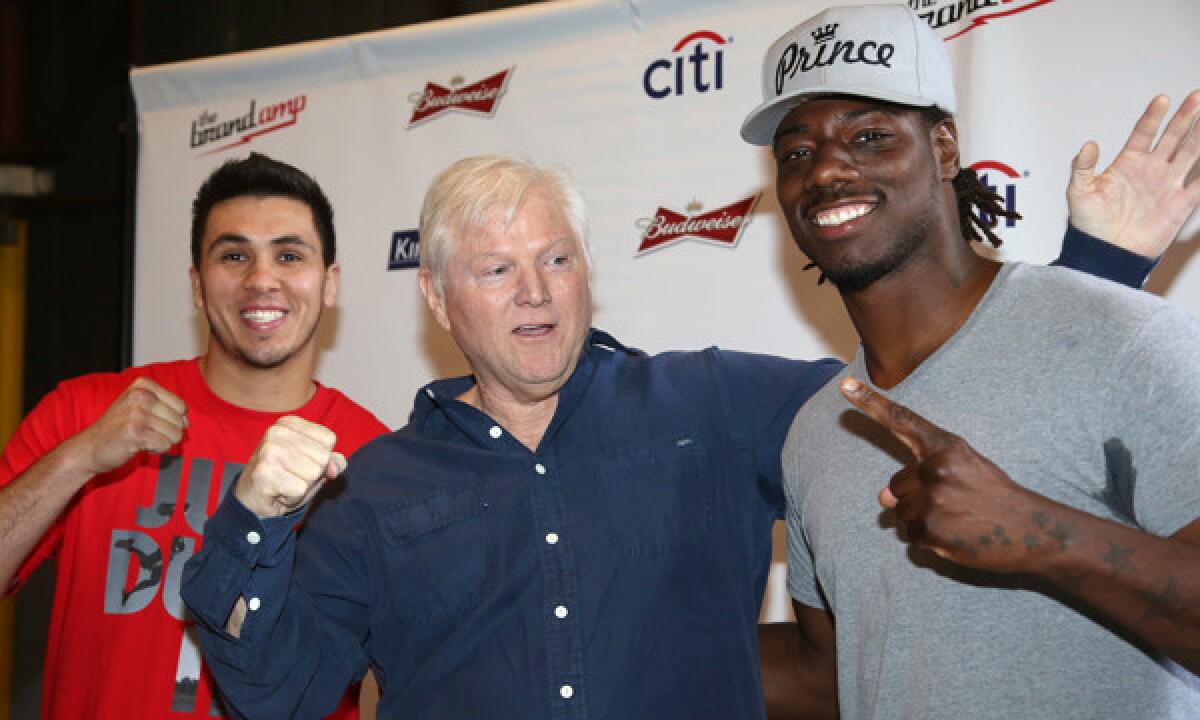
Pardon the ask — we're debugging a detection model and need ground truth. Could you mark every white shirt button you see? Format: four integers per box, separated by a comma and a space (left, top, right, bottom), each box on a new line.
545, 532, 559, 545
535, 463, 547, 475
560, 684, 574, 699
246, 531, 261, 545
489, 425, 503, 439
424, 388, 435, 398
554, 605, 568, 619
247, 596, 261, 612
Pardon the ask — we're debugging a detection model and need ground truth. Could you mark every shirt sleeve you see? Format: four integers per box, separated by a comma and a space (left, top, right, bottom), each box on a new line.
1053, 223, 1157, 290
784, 495, 824, 609
1105, 304, 1200, 536
712, 351, 844, 518
182, 483, 370, 720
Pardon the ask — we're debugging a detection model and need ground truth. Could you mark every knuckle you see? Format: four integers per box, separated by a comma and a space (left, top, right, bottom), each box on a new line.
264, 424, 290, 444
889, 403, 914, 428
124, 387, 155, 408
929, 460, 953, 481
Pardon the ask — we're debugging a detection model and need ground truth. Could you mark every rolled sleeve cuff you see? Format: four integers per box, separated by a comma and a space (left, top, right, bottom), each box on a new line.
1054, 223, 1158, 289
183, 490, 304, 645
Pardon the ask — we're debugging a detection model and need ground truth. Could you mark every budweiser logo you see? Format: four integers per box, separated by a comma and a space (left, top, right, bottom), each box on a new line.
408, 68, 514, 127
635, 195, 760, 255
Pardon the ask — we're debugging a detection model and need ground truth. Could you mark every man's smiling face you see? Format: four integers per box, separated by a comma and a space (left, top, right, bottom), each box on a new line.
773, 96, 950, 293
191, 195, 338, 372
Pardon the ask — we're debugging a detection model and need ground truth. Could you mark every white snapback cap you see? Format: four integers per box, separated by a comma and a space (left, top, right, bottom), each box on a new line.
741, 3, 956, 145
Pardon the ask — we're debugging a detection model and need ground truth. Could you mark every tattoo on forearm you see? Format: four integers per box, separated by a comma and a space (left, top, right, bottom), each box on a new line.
977, 526, 1012, 548
1140, 576, 1186, 632
1046, 520, 1072, 550
1101, 542, 1134, 578
950, 536, 978, 558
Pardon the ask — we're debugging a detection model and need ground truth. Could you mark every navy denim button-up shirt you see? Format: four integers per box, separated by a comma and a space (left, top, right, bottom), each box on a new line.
184, 331, 841, 719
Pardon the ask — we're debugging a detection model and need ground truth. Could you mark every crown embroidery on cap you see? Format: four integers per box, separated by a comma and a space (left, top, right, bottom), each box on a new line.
810, 23, 838, 43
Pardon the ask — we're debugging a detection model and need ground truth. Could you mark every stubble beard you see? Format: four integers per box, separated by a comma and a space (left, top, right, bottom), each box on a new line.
812, 171, 941, 294
821, 210, 933, 294
208, 312, 322, 371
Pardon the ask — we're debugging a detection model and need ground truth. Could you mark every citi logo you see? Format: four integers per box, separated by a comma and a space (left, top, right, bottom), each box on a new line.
388, 230, 420, 270
969, 160, 1024, 229
643, 30, 728, 100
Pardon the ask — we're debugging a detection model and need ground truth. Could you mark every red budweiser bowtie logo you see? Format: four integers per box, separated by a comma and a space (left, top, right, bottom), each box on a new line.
408, 68, 514, 126
636, 195, 760, 255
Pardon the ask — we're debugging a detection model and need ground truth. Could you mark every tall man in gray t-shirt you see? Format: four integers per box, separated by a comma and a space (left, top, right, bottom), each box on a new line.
739, 4, 1200, 718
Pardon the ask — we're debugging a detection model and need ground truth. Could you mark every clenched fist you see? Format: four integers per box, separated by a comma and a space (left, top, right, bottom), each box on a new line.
75, 377, 188, 476
235, 416, 346, 518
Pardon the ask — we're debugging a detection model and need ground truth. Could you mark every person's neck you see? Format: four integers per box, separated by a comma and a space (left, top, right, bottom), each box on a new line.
843, 239, 1001, 390
199, 349, 318, 413
459, 382, 560, 452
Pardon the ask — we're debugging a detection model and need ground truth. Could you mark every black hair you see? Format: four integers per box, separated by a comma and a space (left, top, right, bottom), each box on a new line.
190, 152, 336, 267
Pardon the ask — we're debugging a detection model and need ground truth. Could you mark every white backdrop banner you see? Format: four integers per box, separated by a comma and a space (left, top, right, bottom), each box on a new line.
131, 0, 1200, 621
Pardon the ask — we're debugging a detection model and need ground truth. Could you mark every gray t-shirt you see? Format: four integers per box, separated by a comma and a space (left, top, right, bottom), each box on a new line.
784, 262, 1200, 719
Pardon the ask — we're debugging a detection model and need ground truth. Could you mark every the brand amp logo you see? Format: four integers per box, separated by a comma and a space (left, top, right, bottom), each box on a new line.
969, 159, 1024, 229
408, 68, 514, 127
388, 229, 420, 270
909, 0, 1055, 41
635, 196, 759, 256
189, 94, 307, 155
643, 30, 729, 99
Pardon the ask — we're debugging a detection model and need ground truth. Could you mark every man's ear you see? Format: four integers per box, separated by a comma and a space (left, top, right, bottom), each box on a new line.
323, 262, 341, 308
190, 267, 204, 310
417, 268, 452, 332
932, 118, 960, 181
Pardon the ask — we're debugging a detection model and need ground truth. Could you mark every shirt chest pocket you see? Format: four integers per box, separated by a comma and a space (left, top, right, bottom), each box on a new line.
376, 489, 491, 622
591, 433, 714, 557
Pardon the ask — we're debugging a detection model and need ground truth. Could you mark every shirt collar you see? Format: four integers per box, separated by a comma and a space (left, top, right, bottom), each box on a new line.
409, 328, 639, 445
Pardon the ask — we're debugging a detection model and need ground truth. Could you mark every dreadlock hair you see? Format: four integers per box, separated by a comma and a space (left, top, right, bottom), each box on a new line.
799, 104, 1022, 284
919, 106, 1021, 248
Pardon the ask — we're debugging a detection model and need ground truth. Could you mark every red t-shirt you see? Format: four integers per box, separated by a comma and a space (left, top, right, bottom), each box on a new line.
0, 359, 388, 719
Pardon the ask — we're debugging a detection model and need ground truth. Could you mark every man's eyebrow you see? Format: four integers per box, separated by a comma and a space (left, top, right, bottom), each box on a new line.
773, 122, 810, 147
206, 234, 314, 255
773, 106, 904, 147
268, 235, 313, 248
207, 234, 249, 255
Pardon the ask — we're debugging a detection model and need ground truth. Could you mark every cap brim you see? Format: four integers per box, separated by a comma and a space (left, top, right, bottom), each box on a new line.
740, 86, 945, 146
